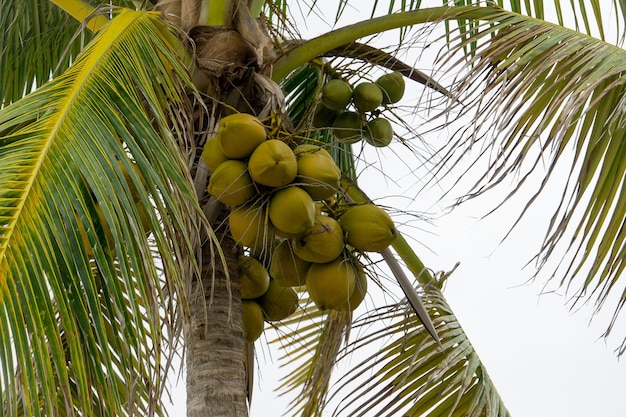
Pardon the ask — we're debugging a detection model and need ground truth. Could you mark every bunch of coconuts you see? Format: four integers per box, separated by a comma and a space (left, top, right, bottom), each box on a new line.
202, 113, 398, 342
313, 71, 405, 147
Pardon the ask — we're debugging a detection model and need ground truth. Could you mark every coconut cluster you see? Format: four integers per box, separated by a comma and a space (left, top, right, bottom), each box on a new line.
201, 112, 400, 342
314, 71, 405, 147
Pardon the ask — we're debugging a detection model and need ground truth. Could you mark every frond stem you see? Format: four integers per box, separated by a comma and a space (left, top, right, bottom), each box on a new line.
49, 0, 109, 32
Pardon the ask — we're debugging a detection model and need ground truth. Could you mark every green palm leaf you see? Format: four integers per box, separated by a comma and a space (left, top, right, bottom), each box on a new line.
0, 9, 200, 416
271, 301, 352, 417
0, 0, 96, 105
429, 9, 626, 353
329, 286, 508, 417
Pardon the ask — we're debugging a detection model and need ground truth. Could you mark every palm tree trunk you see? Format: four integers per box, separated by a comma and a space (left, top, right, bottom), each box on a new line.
186, 209, 248, 417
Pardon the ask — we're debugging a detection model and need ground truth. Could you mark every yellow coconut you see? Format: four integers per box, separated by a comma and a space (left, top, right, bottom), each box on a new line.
336, 259, 368, 312
339, 204, 397, 252
248, 139, 298, 187
201, 136, 229, 171
239, 256, 271, 299
257, 279, 299, 321
218, 113, 267, 159
305, 257, 356, 310
295, 145, 341, 200
292, 215, 344, 263
241, 300, 265, 342
268, 186, 316, 235
228, 204, 274, 253
207, 159, 256, 207
269, 239, 311, 287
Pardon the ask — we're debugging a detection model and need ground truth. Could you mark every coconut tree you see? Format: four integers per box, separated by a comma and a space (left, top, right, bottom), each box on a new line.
2, 0, 626, 416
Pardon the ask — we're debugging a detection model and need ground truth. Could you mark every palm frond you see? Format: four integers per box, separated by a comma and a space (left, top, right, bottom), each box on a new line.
271, 301, 352, 417
0, 9, 200, 416
431, 9, 626, 354
0, 1, 95, 106
329, 286, 509, 417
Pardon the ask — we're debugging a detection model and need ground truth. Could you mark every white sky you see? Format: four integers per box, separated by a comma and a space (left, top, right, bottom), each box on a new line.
167, 1, 626, 416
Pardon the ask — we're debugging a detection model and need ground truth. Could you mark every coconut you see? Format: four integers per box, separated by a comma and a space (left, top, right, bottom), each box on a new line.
248, 139, 297, 187
332, 111, 363, 144
295, 145, 341, 200
207, 159, 256, 207
269, 239, 311, 287
312, 105, 339, 128
376, 71, 405, 104
241, 300, 265, 342
292, 215, 344, 263
339, 204, 397, 252
218, 113, 267, 159
352, 82, 383, 113
321, 79, 353, 111
201, 136, 229, 172
336, 258, 368, 312
228, 204, 274, 253
364, 117, 393, 147
239, 255, 271, 299
257, 279, 299, 321
305, 257, 356, 310
268, 186, 316, 235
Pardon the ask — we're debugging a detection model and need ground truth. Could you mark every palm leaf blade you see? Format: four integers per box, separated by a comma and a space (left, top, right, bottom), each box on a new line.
0, 9, 199, 416
329, 288, 509, 417
435, 9, 626, 352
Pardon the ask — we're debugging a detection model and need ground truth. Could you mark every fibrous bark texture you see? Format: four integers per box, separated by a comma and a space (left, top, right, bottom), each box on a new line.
186, 212, 247, 417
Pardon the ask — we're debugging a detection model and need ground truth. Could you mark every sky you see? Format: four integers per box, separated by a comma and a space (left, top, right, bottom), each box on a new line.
167, 1, 626, 416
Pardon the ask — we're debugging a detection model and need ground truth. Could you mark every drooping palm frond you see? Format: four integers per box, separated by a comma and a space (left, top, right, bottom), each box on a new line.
0, 9, 201, 416
328, 285, 509, 417
270, 301, 352, 417
427, 9, 626, 354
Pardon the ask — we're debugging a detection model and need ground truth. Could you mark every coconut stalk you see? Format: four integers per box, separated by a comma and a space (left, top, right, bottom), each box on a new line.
270, 5, 503, 81
341, 179, 441, 344
49, 0, 109, 32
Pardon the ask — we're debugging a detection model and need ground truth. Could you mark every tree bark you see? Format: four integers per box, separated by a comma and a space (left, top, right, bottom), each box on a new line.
185, 210, 248, 417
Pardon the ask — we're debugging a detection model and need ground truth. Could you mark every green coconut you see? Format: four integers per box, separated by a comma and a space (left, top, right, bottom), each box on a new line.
257, 279, 299, 321
241, 300, 265, 342
248, 139, 298, 187
207, 159, 256, 207
292, 215, 344, 263
336, 258, 368, 312
321, 79, 353, 111
218, 113, 267, 159
312, 105, 339, 128
201, 136, 229, 172
364, 117, 394, 147
239, 256, 271, 299
305, 257, 356, 310
339, 204, 397, 252
269, 239, 311, 287
228, 204, 274, 253
352, 82, 383, 113
376, 71, 405, 104
332, 111, 363, 144
268, 186, 316, 235
295, 145, 341, 200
